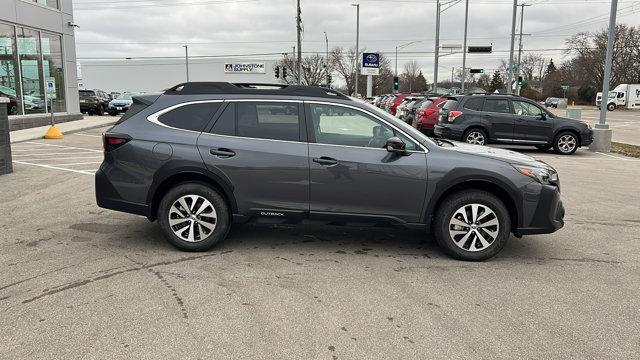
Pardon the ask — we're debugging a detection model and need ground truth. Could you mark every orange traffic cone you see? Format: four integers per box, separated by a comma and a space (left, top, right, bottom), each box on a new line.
44, 125, 63, 139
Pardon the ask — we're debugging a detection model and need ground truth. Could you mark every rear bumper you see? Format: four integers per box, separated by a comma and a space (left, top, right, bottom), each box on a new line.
434, 124, 464, 140
515, 185, 564, 236
95, 168, 149, 217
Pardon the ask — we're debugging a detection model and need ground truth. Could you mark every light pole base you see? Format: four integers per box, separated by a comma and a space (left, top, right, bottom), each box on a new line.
588, 127, 612, 152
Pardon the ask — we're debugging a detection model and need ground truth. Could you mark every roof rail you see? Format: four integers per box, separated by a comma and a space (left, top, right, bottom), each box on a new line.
468, 92, 524, 97
164, 82, 349, 99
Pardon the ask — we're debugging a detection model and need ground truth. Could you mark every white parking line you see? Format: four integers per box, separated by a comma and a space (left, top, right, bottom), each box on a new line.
74, 133, 103, 138
12, 161, 95, 175
21, 156, 103, 162
596, 152, 633, 160
50, 161, 103, 166
12, 151, 100, 157
24, 141, 102, 153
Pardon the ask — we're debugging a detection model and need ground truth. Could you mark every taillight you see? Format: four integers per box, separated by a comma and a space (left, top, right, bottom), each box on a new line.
103, 134, 131, 152
448, 111, 463, 122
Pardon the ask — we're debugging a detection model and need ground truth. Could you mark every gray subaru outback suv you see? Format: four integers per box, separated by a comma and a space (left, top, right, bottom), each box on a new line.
96, 82, 564, 261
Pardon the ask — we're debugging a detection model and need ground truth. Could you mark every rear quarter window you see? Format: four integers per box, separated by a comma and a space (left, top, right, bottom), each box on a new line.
158, 102, 221, 132
463, 97, 484, 111
442, 99, 459, 110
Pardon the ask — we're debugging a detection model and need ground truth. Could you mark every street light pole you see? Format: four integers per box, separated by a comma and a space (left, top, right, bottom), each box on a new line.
324, 31, 329, 86
434, 0, 441, 92
183, 45, 189, 82
296, 0, 302, 85
461, 0, 469, 93
516, 3, 531, 95
352, 3, 360, 97
598, 0, 618, 129
507, 0, 518, 94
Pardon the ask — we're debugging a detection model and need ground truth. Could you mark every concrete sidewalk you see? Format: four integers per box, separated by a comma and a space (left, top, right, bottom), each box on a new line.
10, 116, 118, 143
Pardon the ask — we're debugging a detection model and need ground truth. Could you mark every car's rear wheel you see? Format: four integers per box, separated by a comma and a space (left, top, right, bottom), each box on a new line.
96, 105, 104, 116
157, 183, 230, 251
463, 128, 487, 145
607, 103, 616, 111
553, 131, 578, 155
434, 190, 511, 261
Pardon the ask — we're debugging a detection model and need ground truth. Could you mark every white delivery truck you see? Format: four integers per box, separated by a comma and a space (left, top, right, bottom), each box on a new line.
596, 83, 640, 111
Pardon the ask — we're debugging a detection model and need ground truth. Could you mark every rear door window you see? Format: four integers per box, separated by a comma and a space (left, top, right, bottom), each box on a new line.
463, 97, 484, 111
158, 102, 221, 132
237, 102, 300, 142
209, 102, 235, 135
442, 99, 459, 110
482, 99, 511, 114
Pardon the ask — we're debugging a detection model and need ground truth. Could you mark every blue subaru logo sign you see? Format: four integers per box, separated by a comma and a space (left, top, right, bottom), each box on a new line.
363, 53, 380, 68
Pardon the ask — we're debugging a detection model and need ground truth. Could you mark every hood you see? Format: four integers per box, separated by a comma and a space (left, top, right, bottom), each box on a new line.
445, 141, 546, 166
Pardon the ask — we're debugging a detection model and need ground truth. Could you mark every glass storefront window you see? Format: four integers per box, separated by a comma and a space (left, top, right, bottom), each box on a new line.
41, 32, 65, 112
0, 23, 22, 115
17, 27, 45, 115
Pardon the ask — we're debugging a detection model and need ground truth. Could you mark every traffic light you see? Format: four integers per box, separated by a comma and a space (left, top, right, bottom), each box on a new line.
393, 76, 399, 91
275, 66, 280, 79
517, 76, 523, 85
283, 67, 287, 79
469, 69, 484, 74
467, 46, 492, 53
327, 74, 332, 84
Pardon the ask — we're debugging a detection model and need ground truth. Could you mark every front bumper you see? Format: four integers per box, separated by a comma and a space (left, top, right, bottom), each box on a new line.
109, 105, 129, 113
516, 183, 565, 236
581, 129, 594, 146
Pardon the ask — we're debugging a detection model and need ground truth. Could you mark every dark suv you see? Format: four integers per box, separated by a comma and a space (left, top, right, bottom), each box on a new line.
96, 83, 565, 261
79, 89, 111, 116
434, 94, 593, 155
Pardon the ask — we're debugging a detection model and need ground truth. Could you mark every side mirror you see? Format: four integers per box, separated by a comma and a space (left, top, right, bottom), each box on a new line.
385, 137, 407, 155
539, 112, 547, 120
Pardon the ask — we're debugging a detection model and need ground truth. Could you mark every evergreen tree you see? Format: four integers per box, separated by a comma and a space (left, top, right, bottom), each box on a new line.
488, 71, 503, 93
545, 59, 557, 77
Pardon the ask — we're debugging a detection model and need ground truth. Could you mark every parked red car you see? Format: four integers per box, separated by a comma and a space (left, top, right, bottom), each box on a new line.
388, 93, 411, 116
413, 97, 447, 136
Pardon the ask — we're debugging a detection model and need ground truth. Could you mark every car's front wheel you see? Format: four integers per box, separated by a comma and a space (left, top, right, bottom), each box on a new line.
434, 190, 511, 261
157, 183, 231, 251
553, 131, 578, 155
463, 128, 487, 145
607, 103, 616, 111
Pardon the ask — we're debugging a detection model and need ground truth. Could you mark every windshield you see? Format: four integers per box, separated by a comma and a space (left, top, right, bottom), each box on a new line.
420, 100, 434, 109
117, 94, 133, 100
357, 99, 436, 146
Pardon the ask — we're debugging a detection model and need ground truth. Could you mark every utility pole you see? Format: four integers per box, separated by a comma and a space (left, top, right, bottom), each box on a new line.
461, 0, 469, 93
324, 31, 329, 86
183, 45, 189, 82
516, 3, 532, 95
451, 67, 454, 84
296, 0, 302, 85
434, 0, 441, 92
352, 3, 360, 97
598, 0, 618, 130
506, 0, 518, 94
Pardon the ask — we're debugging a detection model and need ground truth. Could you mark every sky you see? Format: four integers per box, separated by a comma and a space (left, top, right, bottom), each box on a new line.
72, 0, 640, 82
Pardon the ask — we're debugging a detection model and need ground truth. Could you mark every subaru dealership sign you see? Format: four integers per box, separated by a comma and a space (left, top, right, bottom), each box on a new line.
361, 53, 380, 76
224, 62, 266, 74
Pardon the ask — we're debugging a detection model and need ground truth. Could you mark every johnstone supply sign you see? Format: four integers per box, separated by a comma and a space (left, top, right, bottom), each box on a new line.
361, 53, 380, 76
224, 62, 266, 74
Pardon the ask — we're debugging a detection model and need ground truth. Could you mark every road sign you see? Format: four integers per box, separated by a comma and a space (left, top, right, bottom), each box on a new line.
362, 53, 380, 76
45, 78, 56, 99
561, 84, 570, 90
468, 46, 492, 53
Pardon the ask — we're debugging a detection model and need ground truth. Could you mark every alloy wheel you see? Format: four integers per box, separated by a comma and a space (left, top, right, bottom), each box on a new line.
557, 134, 576, 154
168, 195, 217, 242
466, 131, 485, 145
448, 203, 499, 252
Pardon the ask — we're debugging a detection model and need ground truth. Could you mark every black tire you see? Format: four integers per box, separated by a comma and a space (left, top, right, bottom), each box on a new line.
463, 128, 488, 145
434, 190, 511, 261
96, 105, 104, 116
109, 111, 118, 116
157, 183, 231, 252
607, 103, 616, 111
553, 131, 578, 155
9, 105, 17, 115
535, 144, 551, 151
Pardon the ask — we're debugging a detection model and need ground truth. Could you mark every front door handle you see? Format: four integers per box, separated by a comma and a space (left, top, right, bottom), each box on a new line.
313, 157, 338, 166
210, 148, 236, 158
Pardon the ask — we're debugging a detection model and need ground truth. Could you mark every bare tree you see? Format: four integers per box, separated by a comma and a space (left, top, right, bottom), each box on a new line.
330, 46, 359, 95
399, 60, 421, 92
276, 53, 326, 86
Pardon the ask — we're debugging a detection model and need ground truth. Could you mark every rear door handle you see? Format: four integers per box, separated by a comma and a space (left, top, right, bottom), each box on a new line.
210, 148, 236, 158
313, 157, 338, 166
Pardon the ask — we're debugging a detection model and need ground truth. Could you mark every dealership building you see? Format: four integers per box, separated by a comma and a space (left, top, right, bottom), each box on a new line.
79, 58, 281, 93
1, 0, 80, 130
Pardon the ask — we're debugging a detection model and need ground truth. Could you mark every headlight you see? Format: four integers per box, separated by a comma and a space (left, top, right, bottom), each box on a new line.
513, 165, 558, 185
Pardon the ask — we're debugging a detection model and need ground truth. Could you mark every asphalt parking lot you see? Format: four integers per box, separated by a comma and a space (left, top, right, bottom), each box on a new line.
1, 127, 639, 359
549, 106, 640, 146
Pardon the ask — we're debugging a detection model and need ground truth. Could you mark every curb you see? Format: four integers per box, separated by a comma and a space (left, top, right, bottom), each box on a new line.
10, 121, 117, 144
